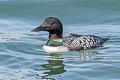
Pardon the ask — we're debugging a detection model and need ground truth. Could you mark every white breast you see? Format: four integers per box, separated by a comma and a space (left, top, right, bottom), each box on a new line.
43, 45, 69, 53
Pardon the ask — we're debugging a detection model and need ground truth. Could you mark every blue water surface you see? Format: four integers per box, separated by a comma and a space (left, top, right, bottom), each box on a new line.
0, 0, 120, 80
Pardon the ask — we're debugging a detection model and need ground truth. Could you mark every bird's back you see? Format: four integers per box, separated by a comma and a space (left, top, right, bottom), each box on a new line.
62, 33, 108, 50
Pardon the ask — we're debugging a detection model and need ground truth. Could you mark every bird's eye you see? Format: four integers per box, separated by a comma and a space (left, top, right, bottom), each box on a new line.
50, 23, 54, 26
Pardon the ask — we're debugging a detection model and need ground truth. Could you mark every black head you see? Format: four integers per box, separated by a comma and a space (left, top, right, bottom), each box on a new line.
31, 17, 63, 38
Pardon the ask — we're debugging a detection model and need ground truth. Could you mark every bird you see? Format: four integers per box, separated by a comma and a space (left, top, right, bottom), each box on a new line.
31, 17, 108, 53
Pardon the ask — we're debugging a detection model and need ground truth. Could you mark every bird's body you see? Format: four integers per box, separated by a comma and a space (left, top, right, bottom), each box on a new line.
42, 33, 108, 52
32, 17, 108, 53
62, 33, 108, 50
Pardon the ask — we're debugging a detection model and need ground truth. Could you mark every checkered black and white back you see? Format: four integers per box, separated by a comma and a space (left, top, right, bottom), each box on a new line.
62, 33, 108, 50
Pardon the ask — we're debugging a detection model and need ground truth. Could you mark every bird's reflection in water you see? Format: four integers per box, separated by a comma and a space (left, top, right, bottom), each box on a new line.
36, 53, 66, 80
35, 50, 103, 80
66, 50, 104, 61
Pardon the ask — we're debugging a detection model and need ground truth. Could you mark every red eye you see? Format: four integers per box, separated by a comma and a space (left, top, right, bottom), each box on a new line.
50, 23, 54, 26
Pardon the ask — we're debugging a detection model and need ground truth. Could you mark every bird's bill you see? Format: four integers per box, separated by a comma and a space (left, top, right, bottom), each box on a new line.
31, 25, 43, 32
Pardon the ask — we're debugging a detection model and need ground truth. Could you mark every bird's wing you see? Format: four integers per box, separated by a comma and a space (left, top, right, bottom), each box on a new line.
62, 33, 82, 46
62, 33, 108, 50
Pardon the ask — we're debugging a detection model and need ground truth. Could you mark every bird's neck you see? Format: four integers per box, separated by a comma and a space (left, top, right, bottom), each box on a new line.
46, 34, 63, 46
49, 30, 62, 40
46, 31, 63, 46
49, 34, 62, 41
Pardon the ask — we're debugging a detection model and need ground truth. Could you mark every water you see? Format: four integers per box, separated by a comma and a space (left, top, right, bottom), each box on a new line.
0, 0, 120, 80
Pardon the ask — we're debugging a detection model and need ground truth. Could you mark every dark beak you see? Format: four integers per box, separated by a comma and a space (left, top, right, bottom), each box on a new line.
31, 25, 43, 32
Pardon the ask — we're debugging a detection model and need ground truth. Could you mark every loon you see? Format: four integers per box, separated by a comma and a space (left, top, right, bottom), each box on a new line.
31, 17, 108, 53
